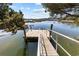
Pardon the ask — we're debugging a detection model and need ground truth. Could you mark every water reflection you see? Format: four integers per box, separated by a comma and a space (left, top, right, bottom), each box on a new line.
28, 21, 79, 40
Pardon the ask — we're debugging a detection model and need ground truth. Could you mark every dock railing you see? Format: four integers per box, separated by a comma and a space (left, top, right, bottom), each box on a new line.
27, 24, 79, 56
37, 34, 40, 56
49, 30, 79, 56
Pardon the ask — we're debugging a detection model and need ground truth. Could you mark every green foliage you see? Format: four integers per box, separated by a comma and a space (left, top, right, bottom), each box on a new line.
42, 3, 79, 17
0, 3, 25, 33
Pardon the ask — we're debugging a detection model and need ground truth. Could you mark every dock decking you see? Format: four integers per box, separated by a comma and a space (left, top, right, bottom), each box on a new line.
26, 30, 58, 56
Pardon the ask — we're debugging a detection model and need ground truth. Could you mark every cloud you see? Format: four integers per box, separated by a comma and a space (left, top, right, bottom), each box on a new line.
35, 3, 41, 5
20, 7, 30, 10
24, 11, 50, 19
26, 7, 30, 10
9, 5, 17, 8
20, 7, 24, 10
10, 5, 30, 10
33, 8, 45, 13
24, 14, 49, 19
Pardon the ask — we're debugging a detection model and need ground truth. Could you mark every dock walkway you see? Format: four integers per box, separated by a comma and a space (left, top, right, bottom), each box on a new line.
26, 30, 58, 56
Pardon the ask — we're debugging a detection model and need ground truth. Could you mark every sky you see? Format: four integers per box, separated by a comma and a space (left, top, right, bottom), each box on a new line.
9, 3, 50, 19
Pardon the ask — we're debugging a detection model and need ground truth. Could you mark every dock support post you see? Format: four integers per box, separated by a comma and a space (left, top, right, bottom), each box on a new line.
50, 24, 53, 35
49, 24, 53, 39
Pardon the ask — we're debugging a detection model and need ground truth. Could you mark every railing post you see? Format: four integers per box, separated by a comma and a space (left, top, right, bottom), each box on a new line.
56, 34, 58, 52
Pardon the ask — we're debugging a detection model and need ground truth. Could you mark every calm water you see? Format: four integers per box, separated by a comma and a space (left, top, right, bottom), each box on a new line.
0, 21, 79, 56
28, 21, 79, 39
0, 30, 37, 56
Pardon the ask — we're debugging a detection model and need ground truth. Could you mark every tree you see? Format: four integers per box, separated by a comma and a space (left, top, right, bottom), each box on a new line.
0, 3, 27, 39
0, 3, 12, 31
19, 10, 27, 39
42, 3, 79, 18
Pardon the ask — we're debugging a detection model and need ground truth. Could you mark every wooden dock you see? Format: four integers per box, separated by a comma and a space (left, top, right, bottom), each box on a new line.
26, 30, 59, 56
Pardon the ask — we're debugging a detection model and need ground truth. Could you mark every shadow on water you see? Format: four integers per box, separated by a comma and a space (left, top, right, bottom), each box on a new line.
23, 41, 38, 56
23, 45, 26, 56
23, 42, 29, 56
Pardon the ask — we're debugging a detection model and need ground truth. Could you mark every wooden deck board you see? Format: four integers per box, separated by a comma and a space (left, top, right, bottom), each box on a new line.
26, 30, 50, 37
26, 30, 58, 56
41, 32, 58, 56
